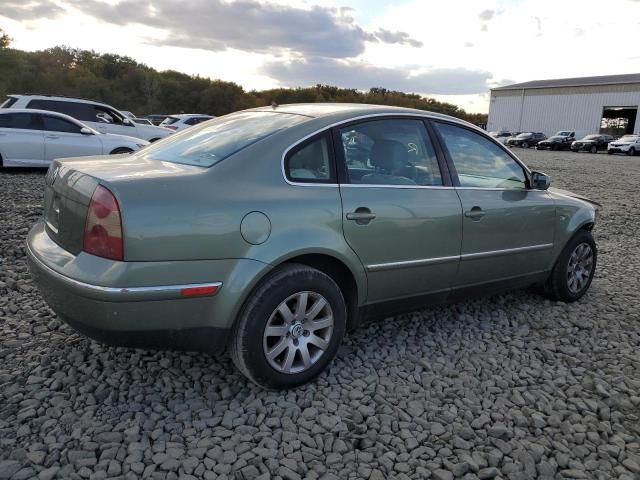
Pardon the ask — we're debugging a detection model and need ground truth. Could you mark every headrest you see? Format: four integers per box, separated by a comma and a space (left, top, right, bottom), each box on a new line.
370, 140, 407, 171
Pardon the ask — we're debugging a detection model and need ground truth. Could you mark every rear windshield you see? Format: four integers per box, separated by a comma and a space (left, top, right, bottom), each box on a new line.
141, 111, 308, 167
0, 96, 18, 108
161, 116, 180, 125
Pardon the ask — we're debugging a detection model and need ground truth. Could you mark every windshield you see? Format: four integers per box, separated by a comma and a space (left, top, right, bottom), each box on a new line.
549, 136, 564, 141
555, 131, 570, 136
583, 135, 599, 140
516, 133, 532, 138
140, 111, 308, 167
619, 135, 640, 142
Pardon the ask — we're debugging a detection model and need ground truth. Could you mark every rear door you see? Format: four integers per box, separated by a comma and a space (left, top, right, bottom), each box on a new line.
432, 121, 556, 293
42, 114, 102, 161
0, 112, 45, 166
335, 117, 463, 303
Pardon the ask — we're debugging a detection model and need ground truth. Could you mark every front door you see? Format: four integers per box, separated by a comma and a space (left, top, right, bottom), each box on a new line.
42, 115, 102, 161
432, 121, 556, 290
335, 118, 463, 303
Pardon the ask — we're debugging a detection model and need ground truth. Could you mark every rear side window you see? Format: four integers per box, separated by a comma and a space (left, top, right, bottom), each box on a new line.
42, 115, 82, 134
27, 99, 94, 120
161, 117, 180, 125
338, 119, 442, 186
0, 96, 18, 108
141, 111, 308, 167
285, 135, 333, 183
0, 113, 42, 130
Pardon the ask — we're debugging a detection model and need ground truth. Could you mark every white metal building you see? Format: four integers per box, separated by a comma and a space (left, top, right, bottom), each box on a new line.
487, 73, 640, 137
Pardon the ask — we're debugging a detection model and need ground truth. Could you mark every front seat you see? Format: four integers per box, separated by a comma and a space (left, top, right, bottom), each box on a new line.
361, 139, 416, 185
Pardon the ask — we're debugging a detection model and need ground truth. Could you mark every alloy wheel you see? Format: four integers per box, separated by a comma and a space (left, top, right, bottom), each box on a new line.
263, 291, 334, 374
566, 243, 594, 294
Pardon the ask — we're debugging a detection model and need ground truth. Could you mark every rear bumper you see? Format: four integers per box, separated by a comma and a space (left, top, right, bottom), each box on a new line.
26, 221, 271, 353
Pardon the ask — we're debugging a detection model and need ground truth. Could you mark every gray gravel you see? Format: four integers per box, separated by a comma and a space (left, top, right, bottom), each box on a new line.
1, 149, 640, 480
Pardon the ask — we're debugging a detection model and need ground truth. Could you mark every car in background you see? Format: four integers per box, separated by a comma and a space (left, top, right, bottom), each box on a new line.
132, 118, 153, 126
160, 114, 215, 131
488, 131, 512, 144
571, 134, 614, 153
536, 135, 574, 151
145, 114, 170, 126
506, 132, 546, 148
608, 134, 640, 156
26, 103, 598, 388
0, 109, 148, 168
2, 95, 173, 142
554, 130, 576, 139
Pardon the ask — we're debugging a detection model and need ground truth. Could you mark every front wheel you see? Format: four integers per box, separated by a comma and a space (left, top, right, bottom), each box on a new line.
543, 230, 597, 302
608, 150, 614, 155
521, 142, 529, 149
628, 147, 637, 157
110, 147, 133, 155
590, 145, 598, 154
230, 264, 347, 389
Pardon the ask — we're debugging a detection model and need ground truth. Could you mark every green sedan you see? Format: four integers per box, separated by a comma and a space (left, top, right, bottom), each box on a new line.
26, 104, 598, 389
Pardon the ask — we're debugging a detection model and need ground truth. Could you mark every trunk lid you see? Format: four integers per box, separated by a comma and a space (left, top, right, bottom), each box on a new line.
43, 155, 205, 257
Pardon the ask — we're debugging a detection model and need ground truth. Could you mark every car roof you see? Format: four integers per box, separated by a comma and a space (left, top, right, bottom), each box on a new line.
9, 94, 112, 109
247, 103, 476, 127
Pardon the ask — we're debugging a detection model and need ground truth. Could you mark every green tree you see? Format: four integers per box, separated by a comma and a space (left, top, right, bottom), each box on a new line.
0, 29, 10, 49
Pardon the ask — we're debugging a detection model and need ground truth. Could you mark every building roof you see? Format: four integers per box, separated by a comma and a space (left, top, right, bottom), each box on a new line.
493, 73, 640, 91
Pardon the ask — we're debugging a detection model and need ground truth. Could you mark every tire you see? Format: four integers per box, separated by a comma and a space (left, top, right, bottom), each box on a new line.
608, 150, 614, 155
590, 145, 598, 154
543, 230, 597, 302
522, 142, 529, 149
149, 138, 161, 143
110, 147, 133, 155
230, 263, 347, 389
628, 147, 636, 157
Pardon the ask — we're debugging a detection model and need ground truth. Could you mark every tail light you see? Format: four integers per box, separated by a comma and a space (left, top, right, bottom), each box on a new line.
83, 185, 124, 261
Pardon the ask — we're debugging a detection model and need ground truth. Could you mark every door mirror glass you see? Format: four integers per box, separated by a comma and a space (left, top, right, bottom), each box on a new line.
122, 117, 132, 126
531, 171, 551, 190
80, 127, 93, 135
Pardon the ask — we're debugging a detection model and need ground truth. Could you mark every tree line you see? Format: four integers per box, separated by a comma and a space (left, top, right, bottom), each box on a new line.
0, 36, 487, 125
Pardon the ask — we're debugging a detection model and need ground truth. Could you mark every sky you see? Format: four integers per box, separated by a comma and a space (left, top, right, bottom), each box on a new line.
1, 0, 639, 113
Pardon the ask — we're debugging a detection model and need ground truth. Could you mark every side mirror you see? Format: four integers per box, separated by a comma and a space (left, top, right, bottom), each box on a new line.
531, 171, 551, 190
122, 118, 132, 126
80, 127, 93, 135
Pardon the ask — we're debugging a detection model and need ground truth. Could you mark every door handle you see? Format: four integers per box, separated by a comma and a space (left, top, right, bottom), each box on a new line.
464, 206, 485, 220
46, 134, 59, 139
346, 208, 376, 224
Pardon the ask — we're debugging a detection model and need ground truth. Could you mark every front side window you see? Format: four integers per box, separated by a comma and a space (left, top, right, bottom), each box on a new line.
42, 115, 82, 134
285, 135, 333, 182
0, 113, 41, 130
338, 119, 442, 186
140, 111, 308, 167
435, 122, 527, 189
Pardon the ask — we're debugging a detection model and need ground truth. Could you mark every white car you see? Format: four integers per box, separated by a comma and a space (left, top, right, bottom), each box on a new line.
0, 109, 148, 168
160, 114, 215, 131
488, 131, 512, 144
608, 134, 640, 156
1, 95, 173, 142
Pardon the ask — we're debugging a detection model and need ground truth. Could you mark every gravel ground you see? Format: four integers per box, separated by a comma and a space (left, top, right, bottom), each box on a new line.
1, 149, 640, 480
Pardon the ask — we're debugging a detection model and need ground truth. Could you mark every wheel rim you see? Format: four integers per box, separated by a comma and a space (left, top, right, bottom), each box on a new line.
591, 146, 597, 153
263, 291, 334, 374
566, 243, 594, 294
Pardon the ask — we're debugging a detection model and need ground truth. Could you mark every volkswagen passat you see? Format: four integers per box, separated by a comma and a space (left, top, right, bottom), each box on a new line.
26, 104, 599, 388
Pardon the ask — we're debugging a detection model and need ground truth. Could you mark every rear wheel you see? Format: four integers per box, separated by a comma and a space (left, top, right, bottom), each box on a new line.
590, 145, 598, 154
230, 264, 347, 389
110, 147, 133, 155
543, 230, 596, 302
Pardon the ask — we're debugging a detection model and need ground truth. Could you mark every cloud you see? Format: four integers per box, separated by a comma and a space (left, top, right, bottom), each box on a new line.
478, 9, 495, 21
57, 0, 422, 59
263, 57, 492, 95
1, 0, 65, 20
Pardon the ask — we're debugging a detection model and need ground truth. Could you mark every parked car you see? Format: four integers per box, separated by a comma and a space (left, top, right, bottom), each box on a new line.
0, 109, 148, 168
608, 134, 640, 156
1, 95, 173, 142
506, 132, 547, 148
488, 131, 512, 144
132, 118, 153, 126
145, 114, 170, 126
120, 111, 135, 119
536, 135, 574, 151
554, 130, 576, 139
571, 134, 614, 153
160, 114, 215, 131
26, 104, 598, 388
